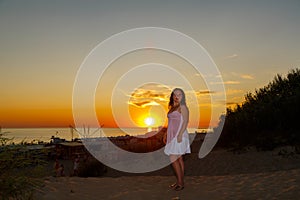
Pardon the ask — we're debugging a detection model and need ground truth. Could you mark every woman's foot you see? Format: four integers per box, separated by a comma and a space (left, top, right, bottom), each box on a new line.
174, 185, 184, 191
169, 182, 177, 188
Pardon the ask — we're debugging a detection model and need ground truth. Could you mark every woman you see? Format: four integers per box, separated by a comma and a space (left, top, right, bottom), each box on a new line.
164, 88, 191, 191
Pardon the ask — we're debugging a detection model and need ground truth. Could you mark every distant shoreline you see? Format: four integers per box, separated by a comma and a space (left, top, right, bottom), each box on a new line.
1, 127, 209, 144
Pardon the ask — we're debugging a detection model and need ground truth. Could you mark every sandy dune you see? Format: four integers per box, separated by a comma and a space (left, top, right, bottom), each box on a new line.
34, 146, 300, 200
36, 169, 300, 200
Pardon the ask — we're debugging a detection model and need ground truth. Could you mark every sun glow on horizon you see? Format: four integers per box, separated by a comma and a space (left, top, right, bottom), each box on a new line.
144, 116, 155, 132
144, 117, 155, 126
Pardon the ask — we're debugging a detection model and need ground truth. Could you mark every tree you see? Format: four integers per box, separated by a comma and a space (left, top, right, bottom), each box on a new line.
217, 68, 300, 150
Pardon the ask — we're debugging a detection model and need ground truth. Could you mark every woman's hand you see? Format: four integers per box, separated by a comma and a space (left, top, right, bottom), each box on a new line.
163, 134, 167, 144
177, 134, 183, 143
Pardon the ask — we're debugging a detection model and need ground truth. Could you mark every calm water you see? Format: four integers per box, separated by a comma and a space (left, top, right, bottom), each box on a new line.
1, 127, 207, 144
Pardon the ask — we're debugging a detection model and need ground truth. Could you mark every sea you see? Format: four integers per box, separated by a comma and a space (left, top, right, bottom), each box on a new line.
0, 127, 209, 144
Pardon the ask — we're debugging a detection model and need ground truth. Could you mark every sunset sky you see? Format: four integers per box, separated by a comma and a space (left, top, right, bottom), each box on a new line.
1, 0, 299, 128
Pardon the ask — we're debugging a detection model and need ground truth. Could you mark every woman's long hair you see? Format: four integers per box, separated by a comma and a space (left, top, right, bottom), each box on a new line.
168, 88, 186, 109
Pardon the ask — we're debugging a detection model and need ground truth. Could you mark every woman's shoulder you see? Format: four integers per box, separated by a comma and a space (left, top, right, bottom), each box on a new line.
179, 105, 189, 113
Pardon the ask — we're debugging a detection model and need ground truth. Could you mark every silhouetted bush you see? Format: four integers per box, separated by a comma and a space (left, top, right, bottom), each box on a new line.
78, 159, 107, 177
217, 68, 300, 150
0, 132, 48, 199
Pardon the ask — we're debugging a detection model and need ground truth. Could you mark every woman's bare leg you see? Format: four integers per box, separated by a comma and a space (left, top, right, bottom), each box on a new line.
170, 155, 184, 186
178, 156, 185, 186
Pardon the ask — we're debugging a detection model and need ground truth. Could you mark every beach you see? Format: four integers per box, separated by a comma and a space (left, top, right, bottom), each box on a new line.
34, 145, 300, 200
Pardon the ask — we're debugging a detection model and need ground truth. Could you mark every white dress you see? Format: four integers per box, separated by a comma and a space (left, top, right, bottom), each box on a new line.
164, 110, 191, 156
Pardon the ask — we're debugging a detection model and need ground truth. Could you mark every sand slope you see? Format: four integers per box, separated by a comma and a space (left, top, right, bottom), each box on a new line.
36, 169, 300, 200
35, 147, 300, 199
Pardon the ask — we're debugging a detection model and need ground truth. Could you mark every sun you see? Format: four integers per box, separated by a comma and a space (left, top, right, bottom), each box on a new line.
144, 117, 155, 127
144, 117, 156, 132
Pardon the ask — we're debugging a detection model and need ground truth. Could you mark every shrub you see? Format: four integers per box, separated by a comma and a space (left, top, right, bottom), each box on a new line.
78, 159, 107, 177
217, 68, 300, 150
0, 132, 48, 199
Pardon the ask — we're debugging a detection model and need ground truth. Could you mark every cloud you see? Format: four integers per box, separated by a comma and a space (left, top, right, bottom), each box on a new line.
210, 81, 240, 85
241, 74, 254, 80
225, 54, 238, 59
231, 72, 254, 80
226, 102, 239, 106
128, 100, 160, 108
224, 81, 240, 84
195, 90, 215, 96
226, 89, 244, 95
128, 84, 170, 108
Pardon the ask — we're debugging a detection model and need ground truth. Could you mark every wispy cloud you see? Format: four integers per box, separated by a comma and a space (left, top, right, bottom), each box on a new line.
241, 74, 254, 80
225, 54, 238, 59
211, 81, 240, 85
195, 90, 215, 96
226, 102, 239, 106
231, 72, 255, 80
128, 100, 161, 108
224, 81, 240, 84
226, 89, 244, 95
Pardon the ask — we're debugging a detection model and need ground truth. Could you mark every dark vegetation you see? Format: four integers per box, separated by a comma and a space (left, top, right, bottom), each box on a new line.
217, 68, 300, 151
78, 158, 107, 177
0, 130, 49, 200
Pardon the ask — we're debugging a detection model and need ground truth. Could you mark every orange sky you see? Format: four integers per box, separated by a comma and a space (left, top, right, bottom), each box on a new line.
0, 86, 213, 128
0, 49, 231, 129
0, 108, 74, 128
0, 110, 212, 128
